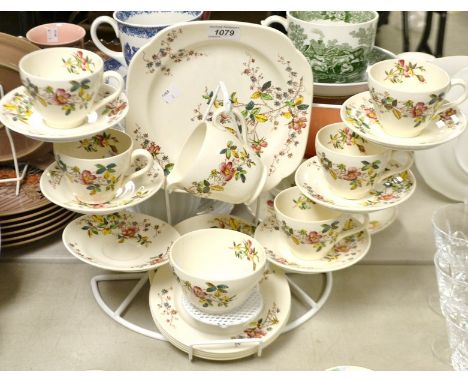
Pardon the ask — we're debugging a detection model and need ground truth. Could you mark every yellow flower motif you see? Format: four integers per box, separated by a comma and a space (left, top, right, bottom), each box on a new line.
3, 103, 17, 111
102, 228, 111, 235
294, 96, 304, 105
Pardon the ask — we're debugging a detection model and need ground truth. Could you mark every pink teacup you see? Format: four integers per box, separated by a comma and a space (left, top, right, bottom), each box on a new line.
26, 23, 85, 48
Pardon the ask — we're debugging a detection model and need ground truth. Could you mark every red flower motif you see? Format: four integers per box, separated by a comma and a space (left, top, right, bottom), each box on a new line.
147, 143, 161, 155
192, 286, 207, 299
110, 102, 127, 116
364, 107, 378, 120
308, 231, 322, 244
121, 225, 138, 237
220, 161, 236, 181
53, 88, 71, 105
334, 244, 350, 253
266, 200, 274, 208
251, 139, 268, 153
244, 327, 267, 338
342, 167, 361, 181
289, 116, 307, 132
411, 102, 428, 118
80, 170, 96, 185
380, 194, 395, 201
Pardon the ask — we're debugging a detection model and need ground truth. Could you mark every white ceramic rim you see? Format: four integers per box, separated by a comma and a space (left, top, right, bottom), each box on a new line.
53, 128, 133, 163
368, 58, 451, 94
316, 122, 388, 158
169, 228, 266, 283
19, 47, 104, 82
274, 185, 342, 224
113, 10, 203, 28
26, 23, 86, 46
286, 10, 379, 27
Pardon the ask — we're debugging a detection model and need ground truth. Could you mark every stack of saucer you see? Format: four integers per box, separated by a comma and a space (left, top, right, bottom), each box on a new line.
150, 229, 291, 360
0, 165, 77, 249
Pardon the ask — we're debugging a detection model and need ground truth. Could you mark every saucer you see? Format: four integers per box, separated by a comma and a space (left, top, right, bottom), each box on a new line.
254, 217, 371, 274
247, 192, 398, 235
0, 84, 128, 142
295, 156, 416, 213
149, 265, 290, 361
39, 160, 164, 215
63, 212, 179, 272
341, 91, 467, 150
174, 214, 256, 237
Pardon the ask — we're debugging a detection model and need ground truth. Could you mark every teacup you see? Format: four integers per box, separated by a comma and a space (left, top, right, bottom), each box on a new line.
274, 186, 368, 260
19, 47, 124, 129
53, 128, 153, 204
166, 109, 267, 205
26, 23, 85, 48
368, 59, 468, 137
170, 228, 266, 314
315, 122, 413, 199
91, 11, 203, 66
261, 11, 378, 83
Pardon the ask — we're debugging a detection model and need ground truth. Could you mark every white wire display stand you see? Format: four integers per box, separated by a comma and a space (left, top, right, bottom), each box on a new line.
90, 266, 333, 356
0, 85, 29, 195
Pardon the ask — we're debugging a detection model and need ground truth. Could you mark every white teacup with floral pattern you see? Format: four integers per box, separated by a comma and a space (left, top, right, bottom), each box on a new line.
368, 59, 468, 137
170, 228, 266, 314
315, 123, 414, 199
53, 128, 153, 204
19, 47, 124, 129
274, 186, 368, 260
166, 109, 267, 205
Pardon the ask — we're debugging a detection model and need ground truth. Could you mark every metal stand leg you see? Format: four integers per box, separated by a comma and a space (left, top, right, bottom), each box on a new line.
283, 272, 333, 333
90, 272, 167, 341
90, 270, 333, 344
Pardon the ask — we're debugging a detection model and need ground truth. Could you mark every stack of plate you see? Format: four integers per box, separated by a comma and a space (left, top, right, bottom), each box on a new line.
0, 165, 77, 249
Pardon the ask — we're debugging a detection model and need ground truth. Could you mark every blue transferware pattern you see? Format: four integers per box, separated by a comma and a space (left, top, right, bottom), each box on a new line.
114, 11, 203, 64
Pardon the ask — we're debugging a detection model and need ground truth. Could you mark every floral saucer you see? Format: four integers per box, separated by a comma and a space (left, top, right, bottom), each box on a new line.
39, 160, 164, 215
247, 192, 398, 235
63, 212, 179, 272
254, 217, 371, 274
149, 265, 290, 361
0, 84, 128, 143
174, 214, 256, 237
340, 91, 466, 150
295, 156, 416, 213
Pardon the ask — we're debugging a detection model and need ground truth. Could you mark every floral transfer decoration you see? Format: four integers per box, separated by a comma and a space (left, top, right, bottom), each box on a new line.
2, 92, 33, 124
345, 96, 460, 133
293, 194, 315, 210
142, 28, 205, 76
78, 212, 162, 247
209, 216, 256, 237
231, 239, 260, 271
370, 89, 444, 128
56, 157, 121, 196
77, 131, 119, 155
384, 60, 426, 84
328, 127, 367, 153
24, 77, 94, 116
129, 246, 172, 269
100, 93, 128, 123
232, 303, 280, 339
62, 50, 96, 74
318, 151, 381, 190
157, 287, 178, 327
132, 124, 174, 175
192, 55, 310, 177
67, 242, 95, 262
179, 278, 236, 309
280, 218, 344, 252
185, 140, 256, 196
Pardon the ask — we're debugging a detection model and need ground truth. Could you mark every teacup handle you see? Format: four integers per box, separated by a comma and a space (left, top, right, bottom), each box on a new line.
90, 16, 126, 67
375, 150, 414, 184
261, 15, 289, 29
91, 71, 125, 113
125, 149, 154, 183
438, 78, 468, 113
335, 213, 369, 243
